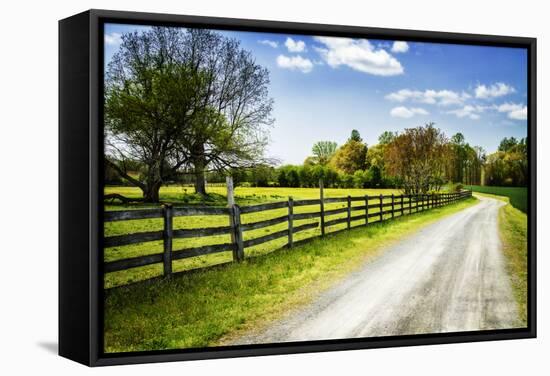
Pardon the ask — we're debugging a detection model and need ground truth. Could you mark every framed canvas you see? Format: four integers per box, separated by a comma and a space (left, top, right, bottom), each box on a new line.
59, 9, 536, 366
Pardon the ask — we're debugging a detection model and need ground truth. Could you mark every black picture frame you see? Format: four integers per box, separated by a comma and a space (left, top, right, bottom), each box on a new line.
59, 8, 537, 367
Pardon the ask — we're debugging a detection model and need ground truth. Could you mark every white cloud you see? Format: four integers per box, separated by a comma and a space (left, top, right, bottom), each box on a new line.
496, 102, 527, 120
390, 106, 429, 118
475, 82, 515, 99
391, 41, 409, 53
104, 32, 122, 46
508, 108, 527, 120
276, 55, 313, 73
446, 105, 487, 120
314, 36, 404, 76
259, 39, 278, 48
385, 89, 470, 106
285, 37, 306, 52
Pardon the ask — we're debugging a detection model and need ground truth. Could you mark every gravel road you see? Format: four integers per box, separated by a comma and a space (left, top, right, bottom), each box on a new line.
232, 196, 520, 345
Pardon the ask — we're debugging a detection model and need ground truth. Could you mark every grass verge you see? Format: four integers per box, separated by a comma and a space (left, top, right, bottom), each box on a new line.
104, 197, 478, 353
466, 185, 527, 213
475, 192, 528, 326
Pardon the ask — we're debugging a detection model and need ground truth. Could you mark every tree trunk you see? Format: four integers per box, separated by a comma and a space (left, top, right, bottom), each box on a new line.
194, 172, 206, 196
192, 143, 207, 196
142, 180, 162, 203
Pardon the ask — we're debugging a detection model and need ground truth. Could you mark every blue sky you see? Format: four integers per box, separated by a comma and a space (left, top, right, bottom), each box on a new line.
105, 23, 528, 165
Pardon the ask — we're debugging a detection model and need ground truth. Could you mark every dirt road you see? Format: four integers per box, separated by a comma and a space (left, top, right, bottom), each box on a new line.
232, 196, 520, 345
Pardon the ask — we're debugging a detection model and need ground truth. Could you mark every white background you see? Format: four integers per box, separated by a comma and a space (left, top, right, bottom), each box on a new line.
0, 0, 547, 374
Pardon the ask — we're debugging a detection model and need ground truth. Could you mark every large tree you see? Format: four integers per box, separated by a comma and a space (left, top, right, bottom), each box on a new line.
105, 27, 274, 201
105, 32, 203, 202
384, 123, 448, 194
180, 30, 274, 195
330, 131, 368, 174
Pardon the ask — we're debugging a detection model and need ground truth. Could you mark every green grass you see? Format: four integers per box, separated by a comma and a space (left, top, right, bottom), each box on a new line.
475, 192, 528, 326
466, 185, 527, 213
104, 185, 403, 207
104, 196, 478, 353
103, 186, 403, 288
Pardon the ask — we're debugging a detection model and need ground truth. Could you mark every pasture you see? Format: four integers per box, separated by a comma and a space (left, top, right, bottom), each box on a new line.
104, 186, 403, 288
465, 185, 527, 213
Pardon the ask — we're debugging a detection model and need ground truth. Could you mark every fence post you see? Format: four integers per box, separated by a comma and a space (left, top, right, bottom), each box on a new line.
232, 205, 244, 261
409, 194, 412, 214
379, 194, 383, 222
365, 195, 369, 225
391, 194, 395, 218
347, 195, 351, 230
401, 195, 404, 216
288, 196, 294, 248
226, 176, 239, 262
319, 179, 325, 236
162, 204, 173, 277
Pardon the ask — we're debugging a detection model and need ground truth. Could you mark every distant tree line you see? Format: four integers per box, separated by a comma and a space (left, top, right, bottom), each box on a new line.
485, 137, 528, 186
107, 124, 527, 194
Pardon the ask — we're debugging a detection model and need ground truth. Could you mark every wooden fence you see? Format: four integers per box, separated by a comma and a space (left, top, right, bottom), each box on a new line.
103, 190, 472, 278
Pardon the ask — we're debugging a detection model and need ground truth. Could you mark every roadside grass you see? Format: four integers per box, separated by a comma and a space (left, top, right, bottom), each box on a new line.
104, 196, 478, 353
475, 192, 528, 326
466, 185, 527, 213
104, 186, 402, 288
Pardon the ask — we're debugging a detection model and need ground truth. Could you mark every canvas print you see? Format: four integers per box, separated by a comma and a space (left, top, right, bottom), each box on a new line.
102, 23, 528, 353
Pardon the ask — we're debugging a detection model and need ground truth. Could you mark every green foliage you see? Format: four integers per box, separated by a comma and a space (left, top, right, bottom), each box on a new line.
446, 183, 464, 192
378, 131, 397, 145
384, 123, 447, 194
349, 129, 363, 142
330, 140, 368, 174
484, 137, 527, 187
311, 141, 338, 165
498, 137, 519, 152
447, 133, 485, 186
277, 165, 300, 187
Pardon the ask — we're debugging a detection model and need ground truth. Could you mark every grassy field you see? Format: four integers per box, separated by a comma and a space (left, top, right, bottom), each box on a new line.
475, 192, 528, 326
104, 196, 478, 353
103, 186, 404, 288
104, 185, 403, 207
466, 185, 527, 213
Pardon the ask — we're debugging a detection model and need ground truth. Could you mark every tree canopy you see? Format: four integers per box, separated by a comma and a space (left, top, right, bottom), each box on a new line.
311, 141, 338, 165
384, 123, 447, 194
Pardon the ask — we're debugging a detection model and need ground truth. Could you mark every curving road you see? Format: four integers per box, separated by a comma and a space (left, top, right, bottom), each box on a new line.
232, 196, 521, 345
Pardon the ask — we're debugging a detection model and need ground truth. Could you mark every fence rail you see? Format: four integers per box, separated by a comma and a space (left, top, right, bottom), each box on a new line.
104, 190, 472, 278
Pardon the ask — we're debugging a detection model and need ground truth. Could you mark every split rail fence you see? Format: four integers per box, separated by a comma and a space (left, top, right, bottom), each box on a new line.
104, 189, 472, 279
